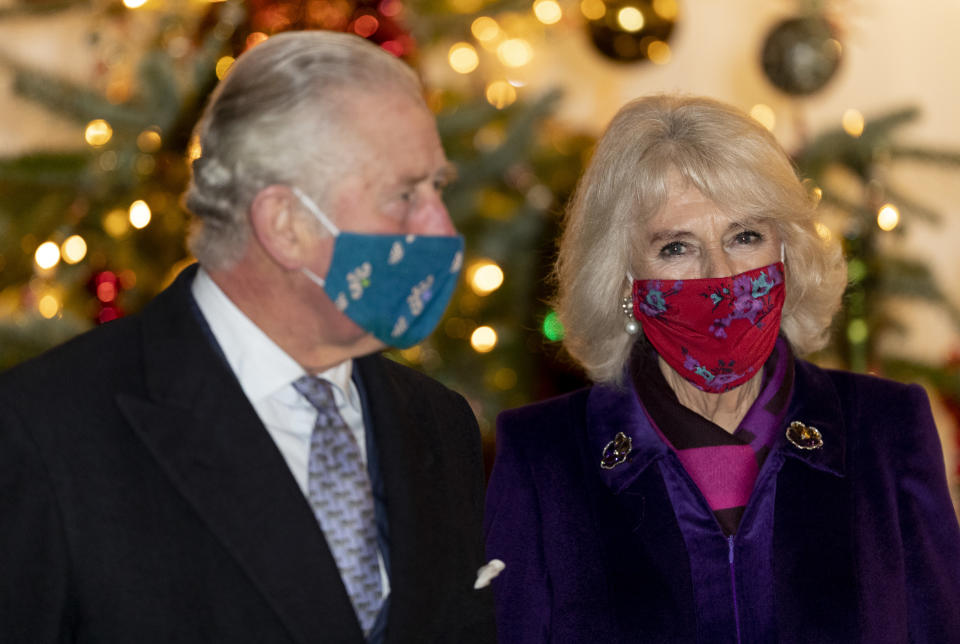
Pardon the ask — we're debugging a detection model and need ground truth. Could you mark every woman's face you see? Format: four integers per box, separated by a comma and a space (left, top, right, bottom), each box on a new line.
633, 181, 782, 281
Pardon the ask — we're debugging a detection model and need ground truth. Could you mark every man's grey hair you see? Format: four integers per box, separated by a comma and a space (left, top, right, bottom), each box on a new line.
183, 31, 425, 270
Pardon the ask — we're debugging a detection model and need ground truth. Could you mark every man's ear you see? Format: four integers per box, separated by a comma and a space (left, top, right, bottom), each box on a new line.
249, 185, 318, 270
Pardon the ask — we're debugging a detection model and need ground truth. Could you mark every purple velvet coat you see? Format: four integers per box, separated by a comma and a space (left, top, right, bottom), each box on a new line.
485, 359, 960, 643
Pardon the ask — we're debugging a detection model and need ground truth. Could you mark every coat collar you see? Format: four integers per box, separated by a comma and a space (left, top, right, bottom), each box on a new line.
116, 264, 366, 644
585, 382, 670, 494
586, 352, 848, 499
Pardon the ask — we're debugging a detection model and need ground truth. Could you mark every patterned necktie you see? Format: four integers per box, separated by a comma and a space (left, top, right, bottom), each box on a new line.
293, 375, 382, 634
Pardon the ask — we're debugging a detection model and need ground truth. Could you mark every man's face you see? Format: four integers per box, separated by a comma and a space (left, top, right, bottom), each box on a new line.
323, 90, 456, 238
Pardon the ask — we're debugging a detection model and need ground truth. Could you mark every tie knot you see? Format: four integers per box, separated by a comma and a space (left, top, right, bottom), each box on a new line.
293, 375, 336, 411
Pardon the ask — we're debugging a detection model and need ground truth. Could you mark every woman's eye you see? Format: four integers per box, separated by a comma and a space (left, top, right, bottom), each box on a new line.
734, 230, 763, 245
659, 241, 686, 257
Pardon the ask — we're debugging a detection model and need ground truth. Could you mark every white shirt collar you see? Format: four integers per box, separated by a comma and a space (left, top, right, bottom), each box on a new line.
190, 267, 357, 409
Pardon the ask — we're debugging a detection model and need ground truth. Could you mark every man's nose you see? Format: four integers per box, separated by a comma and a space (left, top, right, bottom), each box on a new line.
411, 192, 456, 236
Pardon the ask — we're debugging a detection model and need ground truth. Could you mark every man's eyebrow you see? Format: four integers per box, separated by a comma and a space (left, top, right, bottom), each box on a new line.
399, 163, 458, 187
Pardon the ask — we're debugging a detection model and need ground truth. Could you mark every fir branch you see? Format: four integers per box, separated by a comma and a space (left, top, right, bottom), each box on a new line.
0, 152, 92, 186
10, 66, 148, 131
887, 146, 960, 166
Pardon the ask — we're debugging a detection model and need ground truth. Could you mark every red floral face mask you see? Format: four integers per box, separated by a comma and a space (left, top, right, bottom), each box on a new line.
632, 262, 786, 393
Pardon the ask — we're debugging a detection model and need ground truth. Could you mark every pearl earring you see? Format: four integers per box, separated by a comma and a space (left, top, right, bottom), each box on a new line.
621, 296, 639, 335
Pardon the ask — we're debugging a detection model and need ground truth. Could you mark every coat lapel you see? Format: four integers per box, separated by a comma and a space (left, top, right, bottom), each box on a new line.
584, 384, 697, 639
117, 266, 365, 644
354, 355, 449, 643
773, 360, 858, 641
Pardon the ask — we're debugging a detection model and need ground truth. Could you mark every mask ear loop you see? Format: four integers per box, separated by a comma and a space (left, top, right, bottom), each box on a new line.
291, 186, 340, 236
291, 186, 340, 288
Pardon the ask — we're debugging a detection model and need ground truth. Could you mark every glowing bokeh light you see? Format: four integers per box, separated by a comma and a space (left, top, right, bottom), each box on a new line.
842, 108, 865, 138
497, 38, 533, 67
448, 42, 480, 74
652, 0, 678, 19
103, 209, 130, 238
580, 0, 606, 20
123, 0, 148, 8
542, 310, 565, 341
137, 129, 162, 153
486, 81, 517, 109
97, 281, 117, 303
533, 0, 563, 24
246, 32, 269, 50
471, 16, 501, 41
38, 294, 60, 319
61, 235, 88, 264
448, 0, 483, 13
877, 203, 900, 231
84, 119, 113, 147
847, 318, 868, 344
34, 241, 61, 270
470, 326, 498, 352
647, 40, 671, 64
469, 261, 504, 295
353, 14, 380, 37
617, 6, 644, 32
750, 104, 776, 131
215, 56, 235, 80
129, 200, 152, 229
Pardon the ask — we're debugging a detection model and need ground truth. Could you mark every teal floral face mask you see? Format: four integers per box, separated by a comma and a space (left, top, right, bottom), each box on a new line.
292, 187, 463, 349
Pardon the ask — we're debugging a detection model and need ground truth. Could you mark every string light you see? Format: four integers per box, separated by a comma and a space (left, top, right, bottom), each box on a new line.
580, 0, 606, 20
617, 6, 645, 32
448, 42, 480, 74
34, 241, 60, 270
38, 294, 60, 319
486, 81, 517, 109
352, 15, 380, 38
497, 38, 534, 67
533, 0, 562, 25
246, 32, 269, 50
468, 261, 504, 295
103, 208, 130, 238
61, 235, 87, 264
750, 104, 776, 131
471, 16, 501, 42
652, 0, 678, 19
542, 310, 564, 341
842, 109, 865, 138
129, 200, 152, 229
215, 56, 235, 80
470, 326, 498, 352
847, 318, 868, 344
84, 120, 113, 147
877, 203, 900, 231
137, 128, 162, 153
647, 40, 671, 64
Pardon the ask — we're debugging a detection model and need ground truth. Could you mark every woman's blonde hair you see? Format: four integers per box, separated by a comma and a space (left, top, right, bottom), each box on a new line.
555, 94, 846, 385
